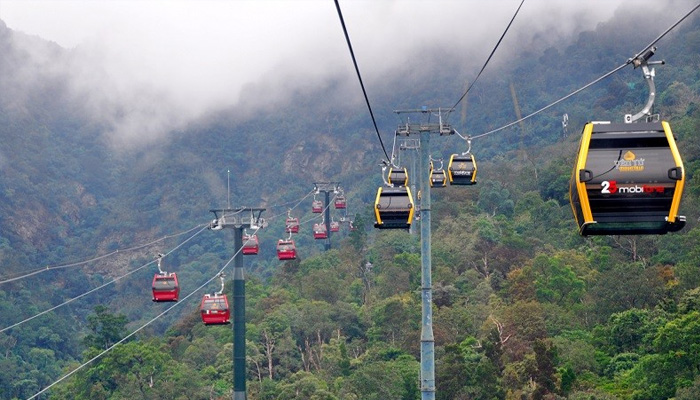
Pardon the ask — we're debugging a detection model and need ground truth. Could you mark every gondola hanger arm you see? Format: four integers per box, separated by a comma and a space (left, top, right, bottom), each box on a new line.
156, 253, 165, 275
625, 46, 665, 123
462, 137, 472, 156
380, 161, 392, 187
216, 273, 225, 296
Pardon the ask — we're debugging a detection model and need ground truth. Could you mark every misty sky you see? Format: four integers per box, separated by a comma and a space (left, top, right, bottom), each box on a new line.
0, 0, 684, 146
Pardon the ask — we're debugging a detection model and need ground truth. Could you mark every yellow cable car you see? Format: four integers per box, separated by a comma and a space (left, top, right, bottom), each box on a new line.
387, 167, 409, 187
447, 153, 477, 185
569, 121, 685, 235
374, 186, 415, 230
430, 161, 447, 187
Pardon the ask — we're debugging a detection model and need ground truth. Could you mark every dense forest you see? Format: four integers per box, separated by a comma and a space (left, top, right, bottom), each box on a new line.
1, 2, 700, 400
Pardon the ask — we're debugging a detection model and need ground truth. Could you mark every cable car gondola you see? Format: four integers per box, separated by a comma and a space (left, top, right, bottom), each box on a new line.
374, 186, 415, 230
431, 169, 447, 187
330, 220, 340, 232
430, 160, 447, 187
277, 238, 297, 260
152, 273, 179, 302
448, 153, 477, 185
334, 195, 347, 209
285, 217, 300, 233
152, 254, 179, 302
313, 223, 328, 239
570, 121, 685, 235
312, 200, 323, 213
242, 233, 259, 255
201, 274, 230, 325
200, 294, 230, 325
388, 167, 409, 187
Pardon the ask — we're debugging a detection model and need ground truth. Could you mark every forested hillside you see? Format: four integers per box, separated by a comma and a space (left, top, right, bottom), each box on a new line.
1, 3, 700, 399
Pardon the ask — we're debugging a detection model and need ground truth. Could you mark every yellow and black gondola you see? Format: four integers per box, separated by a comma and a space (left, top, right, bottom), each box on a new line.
448, 153, 477, 185
430, 161, 447, 187
569, 121, 685, 235
374, 186, 415, 230
388, 167, 409, 187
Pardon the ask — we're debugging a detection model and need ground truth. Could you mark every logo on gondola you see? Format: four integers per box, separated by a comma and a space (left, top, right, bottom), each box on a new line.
614, 151, 645, 172
452, 163, 472, 175
601, 180, 664, 194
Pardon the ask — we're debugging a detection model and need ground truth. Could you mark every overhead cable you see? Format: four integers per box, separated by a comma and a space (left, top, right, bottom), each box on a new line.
334, 0, 392, 161
448, 0, 525, 120
630, 2, 700, 62
25, 235, 251, 400
0, 224, 209, 333
262, 189, 317, 221
471, 2, 700, 141
0, 223, 207, 285
471, 63, 627, 140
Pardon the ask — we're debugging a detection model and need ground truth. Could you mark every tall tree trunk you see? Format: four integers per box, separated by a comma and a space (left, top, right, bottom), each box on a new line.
262, 330, 275, 380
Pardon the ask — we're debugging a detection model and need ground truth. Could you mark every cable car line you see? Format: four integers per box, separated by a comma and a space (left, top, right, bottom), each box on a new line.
334, 0, 391, 162
471, 62, 628, 140
253, 188, 316, 218
470, 2, 700, 141
27, 222, 260, 398
0, 225, 209, 334
262, 189, 316, 221
0, 223, 207, 285
273, 189, 316, 214
629, 2, 700, 64
447, 0, 525, 121
27, 244, 246, 400
300, 196, 337, 225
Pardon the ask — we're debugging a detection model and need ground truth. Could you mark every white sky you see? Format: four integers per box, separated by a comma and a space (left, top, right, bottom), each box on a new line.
0, 0, 681, 146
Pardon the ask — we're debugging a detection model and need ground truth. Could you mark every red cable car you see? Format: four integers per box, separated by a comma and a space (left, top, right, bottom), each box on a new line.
334, 195, 347, 209
277, 239, 297, 260
242, 234, 259, 255
200, 294, 230, 325
330, 221, 340, 232
152, 273, 180, 302
313, 223, 328, 239
312, 200, 323, 213
285, 217, 300, 233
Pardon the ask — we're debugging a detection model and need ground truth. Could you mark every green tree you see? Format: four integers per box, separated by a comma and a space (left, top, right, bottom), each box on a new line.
439, 335, 505, 400
276, 371, 337, 400
477, 181, 514, 217
619, 312, 700, 399
551, 335, 598, 376
589, 262, 667, 321
531, 253, 585, 305
367, 294, 419, 350
597, 308, 665, 354
532, 339, 557, 399
436, 343, 470, 400
82, 305, 129, 350
340, 357, 419, 400
254, 310, 298, 380
676, 375, 700, 400
60, 339, 206, 400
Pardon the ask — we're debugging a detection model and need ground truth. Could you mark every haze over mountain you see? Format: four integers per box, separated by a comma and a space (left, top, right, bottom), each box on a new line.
0, 0, 683, 148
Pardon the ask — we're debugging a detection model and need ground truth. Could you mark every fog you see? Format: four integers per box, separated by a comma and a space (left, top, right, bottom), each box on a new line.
0, 0, 688, 147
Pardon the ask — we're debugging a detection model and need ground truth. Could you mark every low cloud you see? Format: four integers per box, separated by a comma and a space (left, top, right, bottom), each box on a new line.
0, 0, 689, 148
